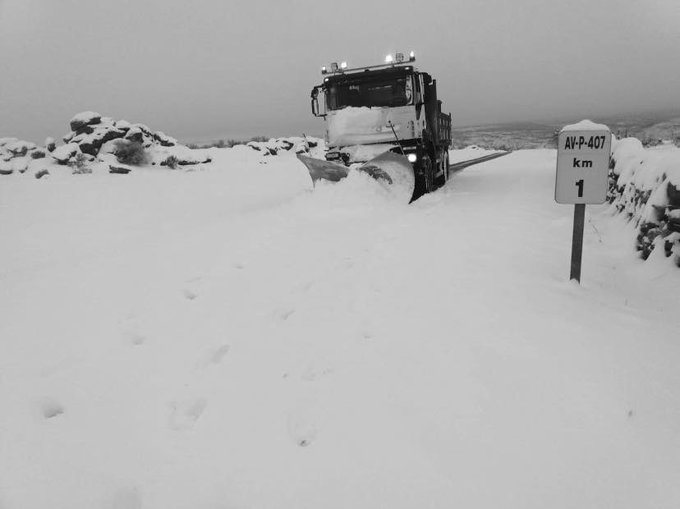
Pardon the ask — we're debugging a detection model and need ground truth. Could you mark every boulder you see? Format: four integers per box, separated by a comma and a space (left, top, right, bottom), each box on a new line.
109, 165, 131, 174
124, 127, 144, 144
667, 182, 680, 207
51, 143, 80, 164
73, 124, 95, 136
78, 127, 127, 156
70, 111, 102, 132
6, 140, 36, 157
115, 120, 132, 131
0, 162, 13, 175
153, 131, 176, 147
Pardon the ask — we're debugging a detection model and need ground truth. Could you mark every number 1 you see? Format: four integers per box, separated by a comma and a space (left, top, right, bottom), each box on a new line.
575, 179, 584, 198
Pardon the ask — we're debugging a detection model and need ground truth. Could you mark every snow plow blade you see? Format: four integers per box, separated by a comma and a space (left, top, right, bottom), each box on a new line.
296, 155, 350, 184
297, 151, 416, 203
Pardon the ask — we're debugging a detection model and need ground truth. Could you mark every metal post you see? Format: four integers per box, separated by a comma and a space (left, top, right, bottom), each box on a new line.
570, 203, 586, 282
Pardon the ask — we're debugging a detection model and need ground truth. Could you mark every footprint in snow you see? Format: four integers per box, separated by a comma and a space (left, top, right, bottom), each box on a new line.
109, 486, 142, 509
287, 415, 317, 448
182, 276, 205, 301
127, 331, 146, 346
210, 344, 231, 364
301, 365, 334, 382
169, 398, 207, 431
41, 398, 65, 420
287, 401, 320, 448
182, 289, 198, 301
196, 344, 231, 369
279, 308, 295, 321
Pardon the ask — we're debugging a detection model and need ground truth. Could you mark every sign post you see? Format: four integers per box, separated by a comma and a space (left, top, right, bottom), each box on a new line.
555, 120, 611, 283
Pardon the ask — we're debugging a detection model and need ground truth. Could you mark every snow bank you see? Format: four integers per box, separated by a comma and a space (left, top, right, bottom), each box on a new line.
608, 138, 680, 264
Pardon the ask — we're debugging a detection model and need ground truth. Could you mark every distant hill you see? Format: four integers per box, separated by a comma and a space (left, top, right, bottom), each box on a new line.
452, 111, 680, 150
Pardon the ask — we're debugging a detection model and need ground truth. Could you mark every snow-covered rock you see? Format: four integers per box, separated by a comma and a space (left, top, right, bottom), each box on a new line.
246, 136, 318, 156
2, 115, 322, 180
4, 140, 37, 157
609, 138, 680, 265
45, 137, 56, 152
51, 142, 81, 164
69, 111, 102, 132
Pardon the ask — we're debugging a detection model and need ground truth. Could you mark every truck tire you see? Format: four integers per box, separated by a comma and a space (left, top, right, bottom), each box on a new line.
412, 155, 433, 201
435, 148, 449, 188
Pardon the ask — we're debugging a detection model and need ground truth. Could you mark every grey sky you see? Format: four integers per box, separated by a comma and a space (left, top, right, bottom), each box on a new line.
1, 0, 679, 143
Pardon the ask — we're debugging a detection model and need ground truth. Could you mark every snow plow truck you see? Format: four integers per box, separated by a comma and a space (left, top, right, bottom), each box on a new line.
298, 52, 452, 202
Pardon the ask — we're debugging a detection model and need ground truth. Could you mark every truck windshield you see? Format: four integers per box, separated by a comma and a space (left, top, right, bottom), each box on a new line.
326, 76, 412, 110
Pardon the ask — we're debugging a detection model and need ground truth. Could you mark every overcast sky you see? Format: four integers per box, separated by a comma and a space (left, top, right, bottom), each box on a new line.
1, 0, 679, 143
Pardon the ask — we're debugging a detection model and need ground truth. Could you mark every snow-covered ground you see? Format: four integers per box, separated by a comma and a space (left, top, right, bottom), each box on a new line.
1, 146, 679, 509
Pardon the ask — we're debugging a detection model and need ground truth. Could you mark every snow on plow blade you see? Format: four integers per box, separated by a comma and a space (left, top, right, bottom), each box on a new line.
297, 151, 415, 203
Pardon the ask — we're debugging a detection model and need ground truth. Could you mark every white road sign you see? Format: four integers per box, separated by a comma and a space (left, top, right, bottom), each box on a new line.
555, 123, 611, 204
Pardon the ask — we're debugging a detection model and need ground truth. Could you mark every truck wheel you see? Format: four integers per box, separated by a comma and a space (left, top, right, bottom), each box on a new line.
435, 149, 449, 188
412, 155, 433, 200
423, 155, 434, 193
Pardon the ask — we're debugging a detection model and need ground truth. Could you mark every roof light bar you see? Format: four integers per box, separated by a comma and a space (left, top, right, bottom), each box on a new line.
320, 52, 417, 75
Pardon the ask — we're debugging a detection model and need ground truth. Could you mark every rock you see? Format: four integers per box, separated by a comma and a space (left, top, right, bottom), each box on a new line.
35, 169, 49, 179
109, 165, 131, 174
153, 131, 176, 147
115, 120, 132, 131
0, 137, 19, 148
70, 111, 102, 132
73, 124, 95, 136
6, 140, 36, 157
0, 165, 13, 175
31, 150, 46, 159
668, 215, 680, 233
45, 137, 56, 152
667, 182, 680, 207
124, 127, 144, 144
78, 128, 127, 156
51, 143, 80, 164
11, 159, 28, 173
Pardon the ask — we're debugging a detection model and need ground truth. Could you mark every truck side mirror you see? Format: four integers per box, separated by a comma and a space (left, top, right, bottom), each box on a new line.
310, 87, 325, 117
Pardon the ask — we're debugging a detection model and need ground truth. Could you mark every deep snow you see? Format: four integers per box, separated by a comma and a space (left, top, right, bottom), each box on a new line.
1, 146, 679, 509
